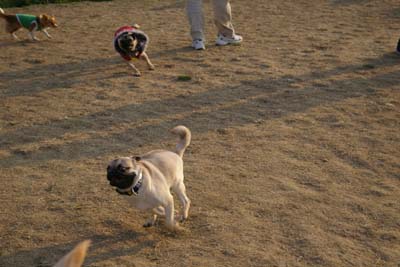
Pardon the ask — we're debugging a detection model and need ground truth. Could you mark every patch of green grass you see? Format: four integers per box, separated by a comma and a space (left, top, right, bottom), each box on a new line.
392, 7, 400, 18
0, 0, 111, 8
177, 75, 192, 82
362, 64, 375, 69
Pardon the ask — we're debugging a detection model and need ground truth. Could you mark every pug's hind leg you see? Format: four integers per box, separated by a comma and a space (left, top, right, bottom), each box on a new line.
173, 182, 191, 222
164, 195, 182, 231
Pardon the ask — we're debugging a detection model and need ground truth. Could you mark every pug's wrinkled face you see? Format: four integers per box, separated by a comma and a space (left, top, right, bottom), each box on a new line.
119, 35, 138, 52
107, 157, 138, 190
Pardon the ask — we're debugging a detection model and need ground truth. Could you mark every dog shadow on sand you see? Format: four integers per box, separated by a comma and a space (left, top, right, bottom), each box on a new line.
0, 45, 198, 97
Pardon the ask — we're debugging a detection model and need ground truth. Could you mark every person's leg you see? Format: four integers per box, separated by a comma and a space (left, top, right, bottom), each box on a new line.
186, 0, 205, 40
186, 0, 206, 49
212, 0, 242, 45
212, 0, 234, 37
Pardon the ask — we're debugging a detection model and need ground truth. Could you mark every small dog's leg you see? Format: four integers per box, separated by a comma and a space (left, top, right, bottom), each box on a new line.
164, 195, 181, 231
153, 206, 179, 218
29, 31, 39, 41
7, 25, 21, 40
11, 32, 19, 40
28, 24, 40, 41
42, 29, 52, 39
153, 206, 165, 216
127, 61, 141, 76
143, 206, 165, 227
140, 52, 155, 70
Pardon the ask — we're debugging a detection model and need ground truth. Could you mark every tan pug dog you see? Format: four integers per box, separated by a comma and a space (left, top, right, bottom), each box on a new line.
107, 126, 191, 231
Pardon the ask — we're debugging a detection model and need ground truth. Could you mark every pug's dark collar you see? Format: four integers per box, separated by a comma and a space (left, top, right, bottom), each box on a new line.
118, 170, 143, 196
131, 171, 143, 196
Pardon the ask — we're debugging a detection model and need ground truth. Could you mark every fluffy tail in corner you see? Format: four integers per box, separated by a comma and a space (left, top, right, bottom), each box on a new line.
171, 125, 191, 158
0, 8, 5, 16
53, 240, 91, 267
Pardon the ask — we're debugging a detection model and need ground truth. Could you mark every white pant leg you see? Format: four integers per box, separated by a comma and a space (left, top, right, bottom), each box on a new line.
212, 0, 235, 37
186, 0, 205, 40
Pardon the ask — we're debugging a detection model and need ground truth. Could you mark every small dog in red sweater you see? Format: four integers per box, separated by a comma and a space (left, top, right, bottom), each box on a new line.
114, 24, 155, 77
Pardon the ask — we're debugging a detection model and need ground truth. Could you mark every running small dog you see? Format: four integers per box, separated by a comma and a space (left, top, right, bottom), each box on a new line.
107, 126, 191, 231
0, 8, 58, 41
114, 24, 155, 77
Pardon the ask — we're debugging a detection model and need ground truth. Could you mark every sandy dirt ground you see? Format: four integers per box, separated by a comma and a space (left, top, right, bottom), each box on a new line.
0, 0, 400, 266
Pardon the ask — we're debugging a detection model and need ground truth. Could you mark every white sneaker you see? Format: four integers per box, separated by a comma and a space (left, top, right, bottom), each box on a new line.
192, 39, 205, 50
215, 34, 243, 46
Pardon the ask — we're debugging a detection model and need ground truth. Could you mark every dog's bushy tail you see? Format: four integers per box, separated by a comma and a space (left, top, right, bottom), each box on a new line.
171, 125, 191, 158
0, 8, 5, 16
53, 240, 91, 267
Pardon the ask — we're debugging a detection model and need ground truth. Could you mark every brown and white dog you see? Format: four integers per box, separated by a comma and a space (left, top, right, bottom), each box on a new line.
0, 8, 58, 41
107, 126, 191, 231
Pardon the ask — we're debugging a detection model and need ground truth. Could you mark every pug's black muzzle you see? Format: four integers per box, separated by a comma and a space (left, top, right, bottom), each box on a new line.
107, 169, 136, 190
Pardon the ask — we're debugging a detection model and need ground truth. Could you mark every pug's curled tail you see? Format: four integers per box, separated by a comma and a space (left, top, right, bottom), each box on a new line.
171, 125, 191, 158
